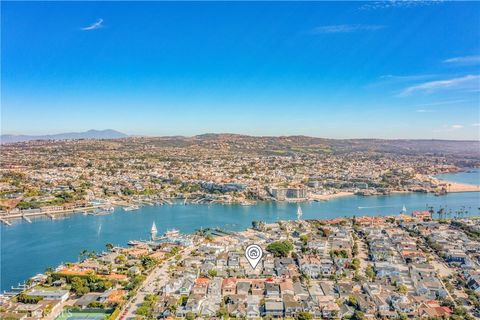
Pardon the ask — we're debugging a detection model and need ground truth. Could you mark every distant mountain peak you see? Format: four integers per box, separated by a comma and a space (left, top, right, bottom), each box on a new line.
1, 129, 128, 144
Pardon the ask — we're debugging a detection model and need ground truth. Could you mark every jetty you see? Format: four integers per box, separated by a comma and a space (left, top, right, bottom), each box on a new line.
1, 218, 12, 226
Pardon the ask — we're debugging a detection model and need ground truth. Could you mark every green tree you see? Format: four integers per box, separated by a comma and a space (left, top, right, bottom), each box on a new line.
351, 258, 360, 271
141, 256, 157, 269
348, 295, 358, 308
397, 313, 408, 320
352, 310, 365, 320
266, 240, 293, 257
88, 301, 105, 309
397, 284, 408, 295
365, 264, 375, 281
299, 235, 309, 245
70, 277, 90, 296
208, 269, 218, 278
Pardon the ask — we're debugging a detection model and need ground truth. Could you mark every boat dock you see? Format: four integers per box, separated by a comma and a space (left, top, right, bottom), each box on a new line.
46, 213, 56, 220
1, 204, 108, 224
199, 227, 234, 237
0, 218, 12, 226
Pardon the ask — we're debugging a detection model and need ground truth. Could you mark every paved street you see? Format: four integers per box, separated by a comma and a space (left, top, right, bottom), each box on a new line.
119, 247, 195, 319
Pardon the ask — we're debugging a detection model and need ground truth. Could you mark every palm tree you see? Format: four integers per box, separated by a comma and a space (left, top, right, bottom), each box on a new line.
437, 208, 445, 220
79, 249, 88, 261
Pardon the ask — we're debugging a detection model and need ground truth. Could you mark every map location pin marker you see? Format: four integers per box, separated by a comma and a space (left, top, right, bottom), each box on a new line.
245, 244, 263, 270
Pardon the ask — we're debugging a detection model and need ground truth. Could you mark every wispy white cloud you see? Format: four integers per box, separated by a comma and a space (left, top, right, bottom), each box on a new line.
81, 18, 104, 31
398, 75, 480, 96
413, 99, 467, 107
380, 74, 436, 81
435, 124, 465, 133
360, 0, 443, 10
443, 55, 480, 65
311, 24, 385, 34
414, 100, 468, 113
473, 123, 480, 127
365, 74, 437, 89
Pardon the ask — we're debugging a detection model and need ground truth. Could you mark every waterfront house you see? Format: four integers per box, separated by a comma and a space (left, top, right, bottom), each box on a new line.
27, 289, 69, 302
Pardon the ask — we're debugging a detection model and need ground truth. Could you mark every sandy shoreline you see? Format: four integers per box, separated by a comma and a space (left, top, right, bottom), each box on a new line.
308, 191, 354, 201
2, 186, 478, 223
436, 181, 480, 193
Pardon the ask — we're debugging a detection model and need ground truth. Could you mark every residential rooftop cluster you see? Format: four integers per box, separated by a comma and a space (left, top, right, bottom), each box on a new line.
2, 214, 480, 320
1, 136, 478, 216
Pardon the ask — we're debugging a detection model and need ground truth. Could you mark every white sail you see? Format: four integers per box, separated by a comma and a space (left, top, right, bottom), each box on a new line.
151, 222, 158, 234
297, 205, 303, 220
402, 204, 407, 213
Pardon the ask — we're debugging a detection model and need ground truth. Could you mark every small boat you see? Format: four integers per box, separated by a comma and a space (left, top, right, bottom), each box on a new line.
123, 205, 140, 212
128, 240, 145, 246
95, 211, 111, 216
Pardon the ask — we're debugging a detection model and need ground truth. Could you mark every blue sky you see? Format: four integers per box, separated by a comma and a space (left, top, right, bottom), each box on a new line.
2, 1, 480, 139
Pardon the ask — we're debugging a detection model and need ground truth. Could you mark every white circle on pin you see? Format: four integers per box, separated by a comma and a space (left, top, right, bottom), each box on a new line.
245, 244, 263, 270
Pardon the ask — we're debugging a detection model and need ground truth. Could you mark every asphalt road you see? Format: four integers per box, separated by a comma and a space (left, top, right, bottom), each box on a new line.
118, 246, 195, 320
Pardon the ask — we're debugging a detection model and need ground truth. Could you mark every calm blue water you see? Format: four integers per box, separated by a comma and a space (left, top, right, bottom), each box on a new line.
2, 190, 480, 291
435, 168, 480, 186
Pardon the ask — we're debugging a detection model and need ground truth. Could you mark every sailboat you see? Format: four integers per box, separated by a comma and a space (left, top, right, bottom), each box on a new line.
297, 205, 303, 221
151, 221, 158, 240
401, 204, 407, 214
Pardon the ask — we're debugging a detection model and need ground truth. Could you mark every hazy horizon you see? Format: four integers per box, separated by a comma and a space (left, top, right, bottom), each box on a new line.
3, 128, 480, 142
2, 1, 480, 139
